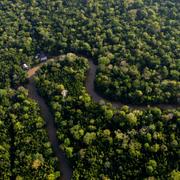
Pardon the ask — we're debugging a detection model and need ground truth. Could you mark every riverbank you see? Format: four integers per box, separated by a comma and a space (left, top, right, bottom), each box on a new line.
25, 54, 179, 179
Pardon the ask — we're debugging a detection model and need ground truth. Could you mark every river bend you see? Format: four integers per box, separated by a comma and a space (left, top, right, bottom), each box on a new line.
26, 55, 179, 180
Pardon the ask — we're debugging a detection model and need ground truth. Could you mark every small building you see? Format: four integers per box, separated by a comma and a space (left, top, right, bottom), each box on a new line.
168, 113, 174, 119
61, 89, 68, 98
40, 54, 47, 62
22, 63, 29, 70
35, 53, 48, 62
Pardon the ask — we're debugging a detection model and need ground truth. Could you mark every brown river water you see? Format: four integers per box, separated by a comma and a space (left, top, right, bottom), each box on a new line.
26, 55, 179, 180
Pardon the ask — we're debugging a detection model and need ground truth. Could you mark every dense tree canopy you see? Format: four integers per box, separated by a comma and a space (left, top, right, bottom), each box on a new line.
0, 0, 179, 104
0, 88, 60, 179
36, 54, 180, 179
0, 0, 179, 179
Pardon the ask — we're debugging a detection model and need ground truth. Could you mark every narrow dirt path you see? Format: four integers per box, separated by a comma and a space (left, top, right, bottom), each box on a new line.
26, 59, 72, 180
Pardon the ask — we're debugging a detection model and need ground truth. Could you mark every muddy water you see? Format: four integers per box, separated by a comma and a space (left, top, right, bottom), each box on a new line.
86, 58, 179, 110
26, 62, 72, 180
25, 55, 179, 180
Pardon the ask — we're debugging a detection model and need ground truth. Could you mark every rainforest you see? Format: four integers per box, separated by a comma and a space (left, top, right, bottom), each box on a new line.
0, 0, 179, 179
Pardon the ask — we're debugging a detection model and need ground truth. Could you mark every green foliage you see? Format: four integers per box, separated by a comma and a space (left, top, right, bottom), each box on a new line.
0, 0, 179, 104
0, 0, 179, 179
0, 88, 60, 179
36, 54, 180, 179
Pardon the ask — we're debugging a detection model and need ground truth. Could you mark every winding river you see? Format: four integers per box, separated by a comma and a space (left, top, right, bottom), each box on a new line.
26, 56, 72, 180
86, 58, 179, 110
26, 55, 179, 180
